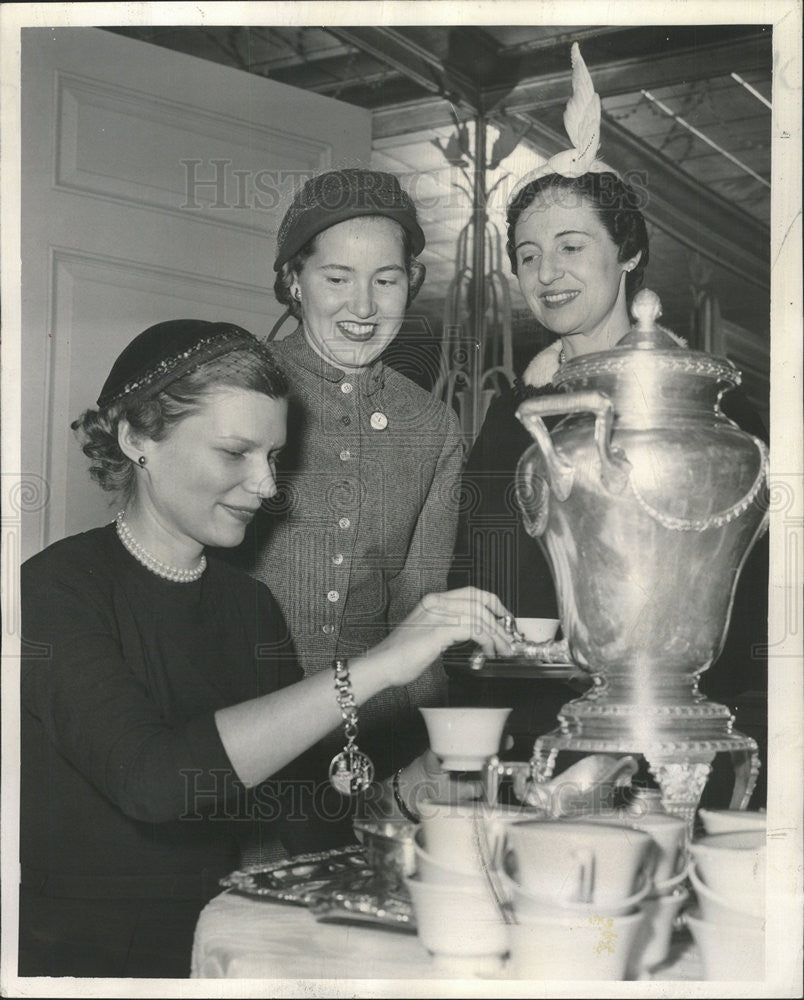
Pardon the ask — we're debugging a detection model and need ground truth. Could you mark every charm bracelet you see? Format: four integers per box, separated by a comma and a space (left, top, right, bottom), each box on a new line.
329, 658, 375, 795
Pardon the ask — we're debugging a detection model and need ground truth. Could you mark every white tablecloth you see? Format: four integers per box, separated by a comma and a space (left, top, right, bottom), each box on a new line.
191, 890, 704, 983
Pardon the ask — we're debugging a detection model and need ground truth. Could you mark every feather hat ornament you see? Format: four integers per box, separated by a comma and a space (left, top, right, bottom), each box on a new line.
507, 43, 616, 206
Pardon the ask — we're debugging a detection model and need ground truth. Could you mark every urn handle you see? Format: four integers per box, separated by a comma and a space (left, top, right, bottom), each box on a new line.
516, 389, 632, 501
515, 446, 553, 537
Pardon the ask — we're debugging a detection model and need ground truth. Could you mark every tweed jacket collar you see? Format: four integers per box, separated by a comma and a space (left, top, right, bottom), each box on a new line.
278, 327, 385, 397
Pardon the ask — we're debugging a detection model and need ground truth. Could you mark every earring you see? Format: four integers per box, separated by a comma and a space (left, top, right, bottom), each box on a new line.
624, 262, 636, 272
294, 289, 301, 303
138, 455, 147, 467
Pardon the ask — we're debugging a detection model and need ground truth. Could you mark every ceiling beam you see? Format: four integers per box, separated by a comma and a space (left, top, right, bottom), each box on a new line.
325, 26, 481, 109
372, 33, 772, 139
243, 28, 355, 70
257, 49, 393, 94
496, 35, 772, 114
373, 95, 472, 139
498, 26, 625, 56
516, 109, 770, 290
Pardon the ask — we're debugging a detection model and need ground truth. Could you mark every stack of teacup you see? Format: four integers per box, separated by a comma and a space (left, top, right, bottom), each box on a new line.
403, 707, 525, 973
405, 799, 538, 975
686, 810, 766, 980
502, 818, 658, 979
575, 807, 689, 976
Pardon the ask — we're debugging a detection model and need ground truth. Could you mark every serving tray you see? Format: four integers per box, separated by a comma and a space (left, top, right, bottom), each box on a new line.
220, 845, 415, 930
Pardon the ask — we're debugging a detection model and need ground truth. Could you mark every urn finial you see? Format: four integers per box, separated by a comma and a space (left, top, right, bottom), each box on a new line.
620, 288, 683, 350
631, 288, 663, 329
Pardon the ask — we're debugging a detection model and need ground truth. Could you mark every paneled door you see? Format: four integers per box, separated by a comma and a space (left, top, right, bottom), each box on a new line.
21, 27, 371, 560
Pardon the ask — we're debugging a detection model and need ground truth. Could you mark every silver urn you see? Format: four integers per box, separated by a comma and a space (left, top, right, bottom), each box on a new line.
510, 290, 768, 823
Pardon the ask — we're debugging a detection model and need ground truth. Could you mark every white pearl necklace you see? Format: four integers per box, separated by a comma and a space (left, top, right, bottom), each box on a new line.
115, 511, 206, 583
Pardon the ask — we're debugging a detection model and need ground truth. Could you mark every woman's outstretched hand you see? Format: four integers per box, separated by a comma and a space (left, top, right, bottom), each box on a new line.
373, 586, 515, 687
216, 587, 514, 789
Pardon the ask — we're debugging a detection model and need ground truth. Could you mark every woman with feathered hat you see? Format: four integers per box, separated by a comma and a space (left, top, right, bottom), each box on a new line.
448, 45, 768, 747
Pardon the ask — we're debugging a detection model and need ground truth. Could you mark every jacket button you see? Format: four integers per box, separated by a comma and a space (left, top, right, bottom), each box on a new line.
327, 590, 340, 603
341, 382, 353, 394
322, 624, 335, 635
339, 450, 351, 462
338, 517, 351, 529
332, 553, 344, 566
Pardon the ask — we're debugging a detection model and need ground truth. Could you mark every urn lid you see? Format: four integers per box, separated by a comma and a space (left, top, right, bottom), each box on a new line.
618, 289, 688, 351
553, 289, 741, 391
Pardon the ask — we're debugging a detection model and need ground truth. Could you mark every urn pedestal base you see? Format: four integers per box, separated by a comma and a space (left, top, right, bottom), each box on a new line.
526, 696, 760, 831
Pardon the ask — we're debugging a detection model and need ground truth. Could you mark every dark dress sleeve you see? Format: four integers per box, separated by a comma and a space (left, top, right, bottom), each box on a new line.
445, 388, 573, 741
448, 387, 559, 616
700, 386, 769, 704
719, 385, 768, 444
22, 557, 242, 825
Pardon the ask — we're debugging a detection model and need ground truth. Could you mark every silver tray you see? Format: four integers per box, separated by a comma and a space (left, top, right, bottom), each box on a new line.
451, 658, 591, 681
220, 845, 415, 930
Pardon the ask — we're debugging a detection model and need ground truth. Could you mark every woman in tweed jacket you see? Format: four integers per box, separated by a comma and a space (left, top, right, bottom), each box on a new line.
235, 170, 465, 837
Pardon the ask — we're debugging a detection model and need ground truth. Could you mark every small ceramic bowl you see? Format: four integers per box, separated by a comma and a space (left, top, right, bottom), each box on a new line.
508, 908, 647, 980
689, 830, 766, 904
352, 817, 417, 889
653, 863, 690, 896
419, 707, 511, 771
404, 875, 509, 969
413, 830, 490, 890
630, 888, 690, 973
515, 617, 560, 643
685, 909, 765, 980
505, 870, 651, 919
416, 800, 542, 871
577, 811, 687, 885
698, 808, 767, 835
689, 863, 764, 926
503, 819, 656, 905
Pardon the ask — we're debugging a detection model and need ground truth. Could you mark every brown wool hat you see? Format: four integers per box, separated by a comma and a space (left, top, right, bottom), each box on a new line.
274, 168, 425, 271
97, 319, 262, 408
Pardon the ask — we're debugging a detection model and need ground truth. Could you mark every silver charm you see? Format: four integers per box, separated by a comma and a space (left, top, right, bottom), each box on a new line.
329, 657, 375, 796
329, 747, 374, 795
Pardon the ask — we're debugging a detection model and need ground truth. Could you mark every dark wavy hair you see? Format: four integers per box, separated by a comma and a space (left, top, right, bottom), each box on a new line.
506, 171, 649, 299
72, 346, 288, 502
273, 224, 424, 320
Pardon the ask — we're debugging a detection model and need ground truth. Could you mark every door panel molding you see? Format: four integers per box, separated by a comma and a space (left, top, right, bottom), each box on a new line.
56, 70, 331, 235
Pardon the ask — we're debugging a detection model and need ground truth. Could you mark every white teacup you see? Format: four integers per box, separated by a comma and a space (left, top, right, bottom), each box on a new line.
685, 910, 765, 980
689, 864, 764, 927
504, 819, 656, 905
578, 812, 687, 884
412, 830, 490, 891
689, 830, 766, 905
508, 909, 646, 980
419, 707, 512, 771
698, 808, 767, 835
416, 800, 542, 873
405, 875, 508, 972
505, 870, 650, 919
515, 617, 560, 643
630, 888, 690, 973
653, 864, 690, 896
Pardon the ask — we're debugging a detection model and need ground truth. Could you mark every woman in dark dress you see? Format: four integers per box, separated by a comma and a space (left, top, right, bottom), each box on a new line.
19, 319, 514, 978
448, 45, 768, 770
